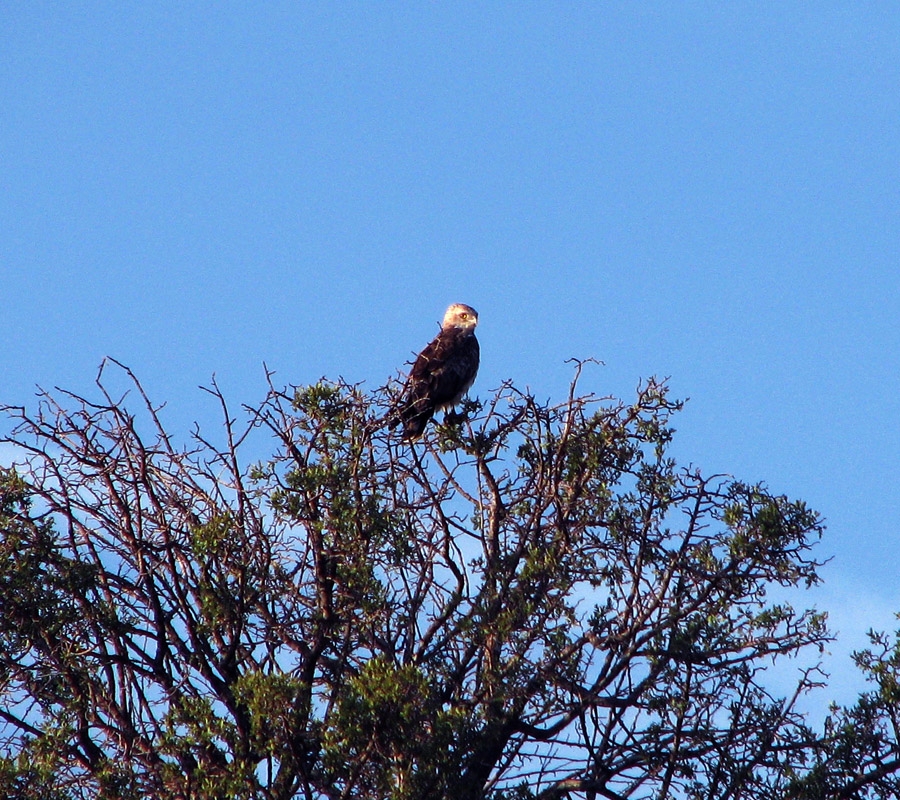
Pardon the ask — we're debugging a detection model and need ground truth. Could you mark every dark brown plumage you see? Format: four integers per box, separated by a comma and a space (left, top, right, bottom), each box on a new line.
393, 303, 480, 440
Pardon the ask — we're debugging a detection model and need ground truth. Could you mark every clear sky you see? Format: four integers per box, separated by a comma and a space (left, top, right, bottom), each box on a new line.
2, 4, 898, 706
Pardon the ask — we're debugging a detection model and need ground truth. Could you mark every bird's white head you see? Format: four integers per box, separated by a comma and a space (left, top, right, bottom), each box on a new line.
441, 303, 479, 334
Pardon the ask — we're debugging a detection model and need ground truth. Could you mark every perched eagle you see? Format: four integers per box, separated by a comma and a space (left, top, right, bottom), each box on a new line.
392, 303, 480, 440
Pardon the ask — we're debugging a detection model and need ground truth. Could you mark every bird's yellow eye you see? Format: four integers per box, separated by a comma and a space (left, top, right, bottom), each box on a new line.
460, 313, 468, 319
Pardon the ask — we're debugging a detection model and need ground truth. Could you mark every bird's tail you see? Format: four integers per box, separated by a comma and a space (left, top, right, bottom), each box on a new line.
400, 413, 429, 441
390, 397, 433, 441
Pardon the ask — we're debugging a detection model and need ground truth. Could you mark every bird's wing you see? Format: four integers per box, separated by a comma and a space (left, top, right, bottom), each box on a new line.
407, 331, 479, 409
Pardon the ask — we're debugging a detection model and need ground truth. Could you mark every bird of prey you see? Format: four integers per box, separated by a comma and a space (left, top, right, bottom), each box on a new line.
392, 303, 480, 440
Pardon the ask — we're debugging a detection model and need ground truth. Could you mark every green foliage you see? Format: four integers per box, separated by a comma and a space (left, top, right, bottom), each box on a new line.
323, 658, 469, 799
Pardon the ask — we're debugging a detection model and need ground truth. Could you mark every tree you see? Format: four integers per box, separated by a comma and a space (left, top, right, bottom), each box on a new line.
0, 358, 888, 799
781, 623, 900, 800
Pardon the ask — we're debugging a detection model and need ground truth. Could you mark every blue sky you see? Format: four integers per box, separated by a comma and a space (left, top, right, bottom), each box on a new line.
2, 4, 899, 705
